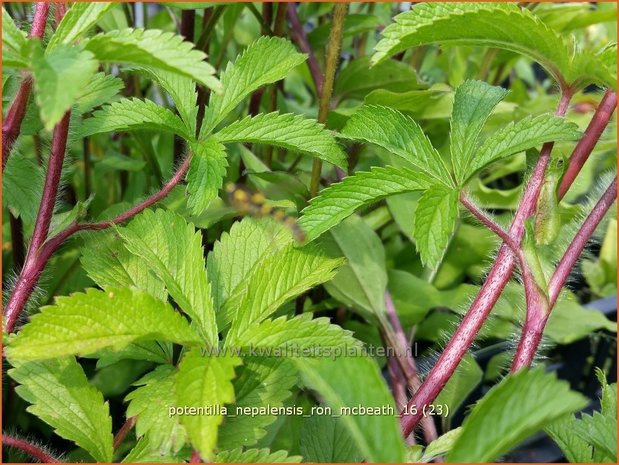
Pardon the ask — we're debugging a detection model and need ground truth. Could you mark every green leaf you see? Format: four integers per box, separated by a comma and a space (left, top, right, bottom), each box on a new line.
186, 138, 228, 215
575, 412, 617, 461
79, 98, 190, 138
2, 7, 29, 68
225, 244, 344, 340
421, 427, 463, 462
6, 287, 201, 360
546, 415, 594, 463
31, 43, 98, 130
80, 231, 167, 301
8, 357, 113, 462
207, 217, 291, 312
373, 3, 571, 86
122, 437, 183, 463
229, 313, 361, 352
341, 105, 451, 185
293, 356, 406, 462
76, 72, 124, 113
448, 368, 588, 462
48, 2, 117, 50
218, 357, 297, 449
84, 28, 221, 92
201, 37, 306, 134
413, 186, 459, 270
322, 215, 388, 318
300, 414, 363, 463
450, 80, 508, 183
126, 365, 187, 455
216, 448, 301, 463
118, 209, 218, 344
215, 112, 347, 169
334, 56, 418, 101
468, 115, 581, 180
176, 349, 241, 461
299, 166, 435, 243
2, 152, 44, 225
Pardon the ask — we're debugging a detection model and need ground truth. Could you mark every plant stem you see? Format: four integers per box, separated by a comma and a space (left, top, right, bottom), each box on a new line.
559, 89, 617, 198
385, 292, 438, 444
2, 434, 61, 462
180, 9, 195, 41
2, 3, 50, 169
287, 3, 323, 95
3, 153, 192, 334
511, 177, 617, 371
113, 416, 137, 450
309, 2, 348, 198
400, 89, 574, 437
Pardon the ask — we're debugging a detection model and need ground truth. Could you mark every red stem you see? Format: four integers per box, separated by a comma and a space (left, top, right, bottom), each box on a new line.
400, 89, 573, 437
559, 90, 617, 198
511, 177, 617, 371
2, 434, 61, 463
2, 2, 50, 169
287, 3, 323, 94
113, 416, 136, 450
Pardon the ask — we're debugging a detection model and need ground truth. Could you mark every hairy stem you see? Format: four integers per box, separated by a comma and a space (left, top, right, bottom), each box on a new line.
2, 2, 50, 169
309, 2, 348, 198
511, 177, 618, 371
400, 89, 574, 437
3, 153, 192, 333
2, 434, 61, 463
559, 89, 617, 198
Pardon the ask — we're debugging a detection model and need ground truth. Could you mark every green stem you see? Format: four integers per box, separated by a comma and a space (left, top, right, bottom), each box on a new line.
309, 2, 349, 198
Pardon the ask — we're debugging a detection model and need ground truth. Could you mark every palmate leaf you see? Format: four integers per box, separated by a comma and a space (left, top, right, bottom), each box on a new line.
293, 356, 406, 463
413, 186, 460, 270
466, 114, 581, 181
448, 368, 588, 462
8, 357, 113, 462
207, 217, 291, 312
176, 349, 241, 461
215, 448, 301, 463
118, 209, 218, 344
79, 98, 191, 138
126, 365, 187, 455
228, 313, 362, 351
200, 36, 306, 134
186, 138, 228, 215
341, 105, 451, 185
2, 7, 28, 68
47, 2, 117, 50
450, 80, 508, 183
84, 28, 221, 92
215, 112, 347, 169
6, 287, 201, 360
225, 244, 344, 341
31, 43, 98, 130
299, 166, 435, 243
218, 357, 297, 450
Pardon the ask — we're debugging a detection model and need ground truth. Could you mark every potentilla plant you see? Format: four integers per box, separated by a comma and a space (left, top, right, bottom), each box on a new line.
2, 2, 617, 464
